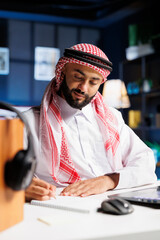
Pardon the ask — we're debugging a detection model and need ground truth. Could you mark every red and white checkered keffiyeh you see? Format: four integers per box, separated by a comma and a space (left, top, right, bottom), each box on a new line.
40, 43, 120, 184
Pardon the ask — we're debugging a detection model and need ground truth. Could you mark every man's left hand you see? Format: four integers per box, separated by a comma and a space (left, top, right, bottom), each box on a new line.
60, 174, 119, 197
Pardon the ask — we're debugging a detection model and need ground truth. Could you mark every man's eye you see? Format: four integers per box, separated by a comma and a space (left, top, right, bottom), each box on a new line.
90, 81, 97, 86
74, 75, 82, 80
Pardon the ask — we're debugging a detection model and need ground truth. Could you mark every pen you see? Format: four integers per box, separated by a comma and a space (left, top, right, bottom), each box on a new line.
33, 173, 56, 199
33, 173, 39, 178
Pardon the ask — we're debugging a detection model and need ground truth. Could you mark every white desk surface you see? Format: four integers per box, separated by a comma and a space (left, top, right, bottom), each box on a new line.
1, 182, 160, 240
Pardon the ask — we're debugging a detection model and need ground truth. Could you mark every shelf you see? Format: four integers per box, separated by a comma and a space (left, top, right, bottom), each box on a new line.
125, 44, 155, 61
128, 89, 160, 98
121, 51, 160, 65
120, 48, 160, 144
144, 89, 160, 98
132, 126, 160, 131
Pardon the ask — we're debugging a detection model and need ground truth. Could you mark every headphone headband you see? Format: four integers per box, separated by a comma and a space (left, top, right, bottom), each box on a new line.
0, 101, 30, 132
64, 48, 113, 72
0, 101, 32, 151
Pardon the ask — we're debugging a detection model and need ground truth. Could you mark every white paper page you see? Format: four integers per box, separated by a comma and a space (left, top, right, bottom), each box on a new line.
31, 194, 103, 214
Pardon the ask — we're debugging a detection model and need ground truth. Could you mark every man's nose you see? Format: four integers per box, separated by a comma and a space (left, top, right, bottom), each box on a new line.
78, 81, 88, 93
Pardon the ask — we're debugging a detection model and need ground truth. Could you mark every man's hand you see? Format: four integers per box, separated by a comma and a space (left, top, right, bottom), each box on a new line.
25, 177, 56, 202
60, 173, 119, 197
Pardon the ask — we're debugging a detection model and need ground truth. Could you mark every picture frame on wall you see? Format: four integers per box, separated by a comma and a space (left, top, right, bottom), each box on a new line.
34, 46, 60, 81
0, 47, 9, 75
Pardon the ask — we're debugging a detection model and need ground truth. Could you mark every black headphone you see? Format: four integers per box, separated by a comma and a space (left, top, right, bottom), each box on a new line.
0, 101, 37, 191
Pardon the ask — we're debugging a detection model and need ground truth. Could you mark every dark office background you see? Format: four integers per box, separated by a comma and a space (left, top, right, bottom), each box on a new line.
0, 0, 160, 175
0, 0, 158, 106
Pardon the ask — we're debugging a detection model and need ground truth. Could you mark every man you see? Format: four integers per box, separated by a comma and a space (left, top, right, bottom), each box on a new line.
24, 43, 157, 201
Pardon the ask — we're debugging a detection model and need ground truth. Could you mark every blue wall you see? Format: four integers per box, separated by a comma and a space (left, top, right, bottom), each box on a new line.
0, 18, 100, 106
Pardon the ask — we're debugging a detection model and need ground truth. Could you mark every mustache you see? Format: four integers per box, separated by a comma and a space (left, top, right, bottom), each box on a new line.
72, 88, 87, 97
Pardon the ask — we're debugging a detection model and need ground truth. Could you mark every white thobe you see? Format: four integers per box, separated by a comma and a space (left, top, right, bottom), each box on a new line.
23, 96, 157, 189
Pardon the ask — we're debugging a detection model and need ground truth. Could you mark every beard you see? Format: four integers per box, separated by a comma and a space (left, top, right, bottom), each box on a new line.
58, 76, 95, 109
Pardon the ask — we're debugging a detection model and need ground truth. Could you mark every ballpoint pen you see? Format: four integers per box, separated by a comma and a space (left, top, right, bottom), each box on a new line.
33, 173, 56, 199
33, 173, 39, 178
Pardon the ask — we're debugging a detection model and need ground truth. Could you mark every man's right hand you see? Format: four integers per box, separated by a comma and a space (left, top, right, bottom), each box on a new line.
25, 177, 56, 202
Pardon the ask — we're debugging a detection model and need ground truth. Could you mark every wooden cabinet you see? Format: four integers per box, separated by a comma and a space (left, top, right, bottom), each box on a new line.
0, 118, 24, 232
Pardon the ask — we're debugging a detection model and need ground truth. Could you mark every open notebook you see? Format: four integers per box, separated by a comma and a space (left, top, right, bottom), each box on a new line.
31, 195, 103, 214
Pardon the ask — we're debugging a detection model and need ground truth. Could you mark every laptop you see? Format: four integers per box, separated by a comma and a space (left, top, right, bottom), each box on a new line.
109, 186, 160, 208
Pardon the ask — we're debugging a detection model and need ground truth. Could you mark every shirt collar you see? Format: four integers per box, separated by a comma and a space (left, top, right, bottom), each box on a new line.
57, 95, 94, 124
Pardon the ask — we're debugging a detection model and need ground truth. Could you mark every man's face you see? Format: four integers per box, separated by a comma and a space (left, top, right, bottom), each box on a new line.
59, 63, 103, 109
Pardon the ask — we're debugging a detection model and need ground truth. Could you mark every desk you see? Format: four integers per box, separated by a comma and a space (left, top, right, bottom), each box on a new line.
1, 183, 160, 240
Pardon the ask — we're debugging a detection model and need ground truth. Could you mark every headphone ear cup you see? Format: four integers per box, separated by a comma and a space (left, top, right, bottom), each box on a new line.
5, 150, 32, 191
0, 101, 36, 190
